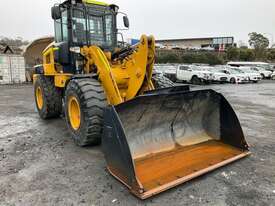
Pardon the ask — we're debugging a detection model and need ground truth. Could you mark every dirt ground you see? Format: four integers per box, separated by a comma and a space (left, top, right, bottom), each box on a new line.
0, 81, 275, 206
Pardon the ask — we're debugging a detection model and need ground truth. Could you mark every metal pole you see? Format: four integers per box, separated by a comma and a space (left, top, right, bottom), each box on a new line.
8, 55, 13, 83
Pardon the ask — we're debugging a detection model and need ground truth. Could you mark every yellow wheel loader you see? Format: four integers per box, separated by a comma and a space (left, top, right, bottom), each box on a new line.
33, 0, 250, 199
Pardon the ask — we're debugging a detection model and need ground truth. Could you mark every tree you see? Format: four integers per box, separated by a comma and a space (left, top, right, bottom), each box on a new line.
226, 47, 240, 60
0, 36, 29, 47
239, 49, 255, 61
248, 32, 269, 59
156, 53, 180, 63
267, 49, 275, 61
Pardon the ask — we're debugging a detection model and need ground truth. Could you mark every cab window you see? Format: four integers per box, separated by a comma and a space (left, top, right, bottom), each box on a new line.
54, 9, 68, 42
54, 19, 62, 42
62, 10, 68, 41
179, 66, 190, 70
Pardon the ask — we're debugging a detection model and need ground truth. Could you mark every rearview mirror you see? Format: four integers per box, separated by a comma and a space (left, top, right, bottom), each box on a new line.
123, 16, 129, 28
51, 6, 61, 20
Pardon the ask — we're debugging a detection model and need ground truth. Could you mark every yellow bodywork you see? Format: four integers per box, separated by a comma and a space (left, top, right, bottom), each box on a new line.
82, 0, 109, 6
68, 96, 81, 130
41, 35, 155, 105
42, 46, 58, 75
35, 86, 44, 110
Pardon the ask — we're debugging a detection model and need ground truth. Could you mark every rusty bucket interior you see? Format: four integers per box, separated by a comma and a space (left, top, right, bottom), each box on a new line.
102, 89, 250, 199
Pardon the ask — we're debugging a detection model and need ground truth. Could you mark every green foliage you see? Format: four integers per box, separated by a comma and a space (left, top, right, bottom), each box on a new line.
248, 32, 269, 59
0, 36, 29, 47
227, 47, 240, 60
248, 32, 269, 49
226, 47, 255, 61
267, 49, 275, 61
239, 49, 255, 61
156, 53, 180, 63
156, 52, 224, 65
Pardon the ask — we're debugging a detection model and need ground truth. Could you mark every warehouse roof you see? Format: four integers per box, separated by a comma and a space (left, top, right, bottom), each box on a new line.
156, 36, 234, 42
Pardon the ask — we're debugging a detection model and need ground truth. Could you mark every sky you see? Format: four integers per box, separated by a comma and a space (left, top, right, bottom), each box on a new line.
0, 0, 275, 45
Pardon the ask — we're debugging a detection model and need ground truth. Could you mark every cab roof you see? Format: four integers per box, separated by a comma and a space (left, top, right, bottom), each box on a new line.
82, 0, 109, 6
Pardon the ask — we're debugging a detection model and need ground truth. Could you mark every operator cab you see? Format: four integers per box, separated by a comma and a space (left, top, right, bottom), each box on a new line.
50, 0, 129, 73
51, 0, 129, 50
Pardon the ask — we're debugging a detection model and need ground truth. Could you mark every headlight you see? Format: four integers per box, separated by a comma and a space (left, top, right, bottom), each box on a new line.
70, 47, 81, 53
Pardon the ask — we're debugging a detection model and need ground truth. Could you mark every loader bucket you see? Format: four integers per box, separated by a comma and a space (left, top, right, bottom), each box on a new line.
102, 89, 250, 199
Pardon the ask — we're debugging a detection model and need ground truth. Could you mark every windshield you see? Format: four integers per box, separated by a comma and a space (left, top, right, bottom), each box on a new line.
259, 65, 272, 70
251, 67, 262, 71
229, 69, 242, 74
240, 69, 255, 73
212, 68, 224, 73
193, 66, 210, 71
72, 5, 115, 48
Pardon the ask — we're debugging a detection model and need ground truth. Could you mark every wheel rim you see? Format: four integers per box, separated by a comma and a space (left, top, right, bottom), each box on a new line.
68, 96, 81, 130
36, 86, 43, 110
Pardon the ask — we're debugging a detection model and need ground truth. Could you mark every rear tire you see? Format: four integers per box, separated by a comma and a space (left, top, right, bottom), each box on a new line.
34, 75, 62, 119
191, 76, 201, 85
230, 78, 236, 84
65, 78, 107, 146
152, 75, 175, 89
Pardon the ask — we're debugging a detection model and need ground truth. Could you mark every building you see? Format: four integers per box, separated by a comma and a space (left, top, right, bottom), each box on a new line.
0, 52, 25, 84
156, 36, 235, 51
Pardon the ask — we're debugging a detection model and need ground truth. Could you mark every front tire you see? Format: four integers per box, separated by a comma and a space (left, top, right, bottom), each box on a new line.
65, 78, 107, 146
34, 75, 62, 119
230, 78, 236, 84
191, 76, 201, 85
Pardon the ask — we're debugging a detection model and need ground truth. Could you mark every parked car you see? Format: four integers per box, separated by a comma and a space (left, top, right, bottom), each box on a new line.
234, 67, 262, 83
272, 71, 275, 80
250, 67, 272, 79
218, 68, 249, 84
176, 65, 213, 84
207, 67, 228, 83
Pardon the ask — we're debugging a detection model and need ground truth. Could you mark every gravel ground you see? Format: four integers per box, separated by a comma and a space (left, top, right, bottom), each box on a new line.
0, 81, 275, 206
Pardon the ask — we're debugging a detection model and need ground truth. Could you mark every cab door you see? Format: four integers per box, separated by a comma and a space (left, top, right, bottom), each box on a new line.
177, 65, 191, 81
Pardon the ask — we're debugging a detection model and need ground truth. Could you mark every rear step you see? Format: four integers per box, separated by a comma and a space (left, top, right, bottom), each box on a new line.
102, 89, 250, 199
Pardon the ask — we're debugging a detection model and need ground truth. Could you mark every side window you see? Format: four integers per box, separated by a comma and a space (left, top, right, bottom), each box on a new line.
54, 19, 62, 43
179, 66, 189, 71
61, 10, 68, 41
72, 10, 87, 44
88, 15, 104, 44
105, 15, 113, 46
